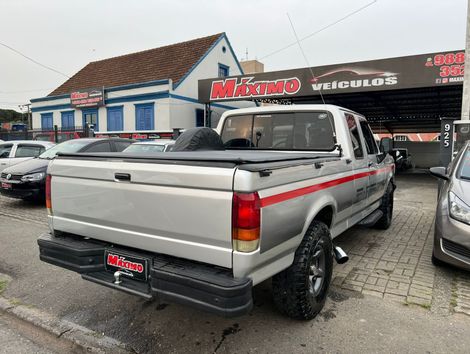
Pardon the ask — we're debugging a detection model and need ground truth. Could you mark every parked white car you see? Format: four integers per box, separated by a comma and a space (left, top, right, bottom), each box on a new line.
123, 139, 175, 153
0, 140, 55, 172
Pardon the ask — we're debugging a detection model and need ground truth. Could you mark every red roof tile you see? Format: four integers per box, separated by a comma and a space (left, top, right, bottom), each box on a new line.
49, 33, 224, 96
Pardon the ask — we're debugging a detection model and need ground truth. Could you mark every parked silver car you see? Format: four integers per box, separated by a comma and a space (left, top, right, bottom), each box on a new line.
430, 141, 470, 270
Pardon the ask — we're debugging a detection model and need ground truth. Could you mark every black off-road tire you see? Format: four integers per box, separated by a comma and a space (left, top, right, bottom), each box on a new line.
374, 182, 394, 230
272, 221, 333, 320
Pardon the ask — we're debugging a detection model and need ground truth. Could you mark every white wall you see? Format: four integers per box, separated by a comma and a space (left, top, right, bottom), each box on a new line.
394, 141, 440, 168
171, 35, 254, 129
31, 82, 170, 132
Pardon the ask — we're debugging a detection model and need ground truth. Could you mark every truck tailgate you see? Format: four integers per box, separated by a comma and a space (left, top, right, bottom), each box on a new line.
49, 158, 235, 268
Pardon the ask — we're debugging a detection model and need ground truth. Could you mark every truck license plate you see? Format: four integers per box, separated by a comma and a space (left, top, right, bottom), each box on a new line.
105, 250, 149, 282
1, 182, 11, 189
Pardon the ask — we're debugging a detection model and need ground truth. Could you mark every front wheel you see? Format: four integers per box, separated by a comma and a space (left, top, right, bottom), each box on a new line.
374, 182, 394, 230
272, 221, 333, 320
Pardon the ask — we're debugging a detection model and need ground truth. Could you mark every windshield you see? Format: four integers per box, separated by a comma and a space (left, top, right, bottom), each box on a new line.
220, 111, 336, 151
458, 148, 470, 180
123, 144, 166, 153
38, 139, 92, 159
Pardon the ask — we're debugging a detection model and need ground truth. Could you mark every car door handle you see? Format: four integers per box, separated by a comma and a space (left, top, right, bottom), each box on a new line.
114, 173, 131, 182
368, 161, 374, 167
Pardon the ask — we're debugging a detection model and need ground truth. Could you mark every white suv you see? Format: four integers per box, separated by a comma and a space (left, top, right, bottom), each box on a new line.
0, 140, 55, 172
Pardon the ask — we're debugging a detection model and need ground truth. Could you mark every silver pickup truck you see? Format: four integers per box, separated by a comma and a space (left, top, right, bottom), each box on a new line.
38, 105, 395, 320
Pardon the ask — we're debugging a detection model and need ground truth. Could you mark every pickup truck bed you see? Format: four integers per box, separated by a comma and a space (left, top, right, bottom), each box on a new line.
57, 150, 339, 169
38, 104, 395, 320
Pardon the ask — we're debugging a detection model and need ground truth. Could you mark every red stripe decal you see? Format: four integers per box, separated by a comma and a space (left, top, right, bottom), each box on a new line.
260, 166, 392, 208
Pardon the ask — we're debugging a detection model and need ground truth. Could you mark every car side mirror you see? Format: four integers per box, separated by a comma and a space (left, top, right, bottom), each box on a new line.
379, 137, 393, 155
429, 167, 449, 180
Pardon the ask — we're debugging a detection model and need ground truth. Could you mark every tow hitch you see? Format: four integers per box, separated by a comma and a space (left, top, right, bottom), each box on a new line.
333, 246, 349, 264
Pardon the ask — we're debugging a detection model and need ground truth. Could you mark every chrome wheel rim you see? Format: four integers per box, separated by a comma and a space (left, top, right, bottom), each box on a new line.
309, 246, 325, 296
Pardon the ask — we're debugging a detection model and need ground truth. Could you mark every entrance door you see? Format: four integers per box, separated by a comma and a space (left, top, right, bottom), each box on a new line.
196, 109, 205, 127
83, 109, 99, 131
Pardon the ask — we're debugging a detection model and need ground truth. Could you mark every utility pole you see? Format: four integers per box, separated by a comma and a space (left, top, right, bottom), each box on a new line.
18, 103, 32, 129
461, 0, 470, 119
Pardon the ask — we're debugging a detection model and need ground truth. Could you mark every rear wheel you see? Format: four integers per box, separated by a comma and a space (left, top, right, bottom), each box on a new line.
374, 182, 394, 230
272, 221, 333, 320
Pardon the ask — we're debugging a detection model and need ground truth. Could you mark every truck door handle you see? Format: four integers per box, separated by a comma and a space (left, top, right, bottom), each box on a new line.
368, 161, 374, 167
114, 173, 131, 182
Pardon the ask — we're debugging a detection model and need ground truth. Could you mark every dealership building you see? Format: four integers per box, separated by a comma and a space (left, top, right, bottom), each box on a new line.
30, 33, 252, 135
199, 49, 465, 167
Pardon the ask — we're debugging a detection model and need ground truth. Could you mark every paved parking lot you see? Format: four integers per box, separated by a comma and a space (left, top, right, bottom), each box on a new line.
0, 173, 469, 317
2, 172, 470, 353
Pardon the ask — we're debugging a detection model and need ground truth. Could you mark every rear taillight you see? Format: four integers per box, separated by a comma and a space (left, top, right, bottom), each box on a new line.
45, 174, 52, 215
232, 192, 260, 252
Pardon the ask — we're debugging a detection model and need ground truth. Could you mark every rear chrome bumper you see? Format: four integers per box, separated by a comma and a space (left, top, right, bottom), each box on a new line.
38, 232, 253, 317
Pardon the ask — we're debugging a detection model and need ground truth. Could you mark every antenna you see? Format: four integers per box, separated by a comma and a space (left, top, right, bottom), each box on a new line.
286, 12, 326, 105
245, 48, 249, 61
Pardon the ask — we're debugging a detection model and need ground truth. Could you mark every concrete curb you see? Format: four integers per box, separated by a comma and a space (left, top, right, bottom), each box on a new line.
0, 296, 132, 353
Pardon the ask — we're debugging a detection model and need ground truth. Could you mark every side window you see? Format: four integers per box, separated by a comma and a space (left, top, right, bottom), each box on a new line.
218, 64, 230, 78
15, 145, 45, 158
0, 144, 13, 159
84, 142, 112, 153
114, 141, 133, 152
359, 120, 379, 155
345, 114, 363, 159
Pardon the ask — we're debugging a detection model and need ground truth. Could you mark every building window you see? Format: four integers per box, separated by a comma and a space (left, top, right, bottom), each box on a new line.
82, 108, 99, 131
61, 111, 75, 129
394, 135, 409, 141
195, 108, 205, 127
107, 106, 124, 132
218, 63, 230, 78
135, 103, 154, 131
41, 113, 53, 130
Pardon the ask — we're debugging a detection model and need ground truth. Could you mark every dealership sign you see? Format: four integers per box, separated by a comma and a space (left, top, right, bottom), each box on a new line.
199, 50, 464, 102
70, 88, 104, 108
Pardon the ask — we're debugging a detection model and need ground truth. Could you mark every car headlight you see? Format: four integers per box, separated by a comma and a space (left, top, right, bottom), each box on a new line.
21, 172, 45, 182
449, 192, 470, 225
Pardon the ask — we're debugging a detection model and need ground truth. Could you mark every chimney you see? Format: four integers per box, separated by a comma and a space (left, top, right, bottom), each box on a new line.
240, 60, 264, 74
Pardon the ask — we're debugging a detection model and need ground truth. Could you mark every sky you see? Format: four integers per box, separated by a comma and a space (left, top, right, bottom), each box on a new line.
0, 0, 467, 112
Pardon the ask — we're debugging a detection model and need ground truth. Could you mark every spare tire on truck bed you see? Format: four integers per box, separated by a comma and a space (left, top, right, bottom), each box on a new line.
172, 127, 225, 151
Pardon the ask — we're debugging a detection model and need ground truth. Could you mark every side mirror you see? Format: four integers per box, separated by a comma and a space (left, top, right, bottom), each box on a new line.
379, 137, 393, 155
429, 167, 449, 180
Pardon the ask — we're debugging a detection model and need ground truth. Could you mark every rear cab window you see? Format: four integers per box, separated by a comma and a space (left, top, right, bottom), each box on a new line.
221, 111, 336, 151
84, 141, 112, 153
114, 141, 133, 152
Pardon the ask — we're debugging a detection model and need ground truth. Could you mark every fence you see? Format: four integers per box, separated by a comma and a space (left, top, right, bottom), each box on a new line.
0, 126, 90, 143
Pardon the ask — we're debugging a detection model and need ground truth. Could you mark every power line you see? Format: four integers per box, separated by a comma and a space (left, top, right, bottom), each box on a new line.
0, 41, 71, 78
286, 12, 326, 105
0, 88, 54, 94
260, 0, 378, 60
